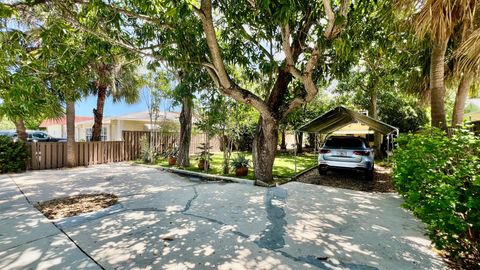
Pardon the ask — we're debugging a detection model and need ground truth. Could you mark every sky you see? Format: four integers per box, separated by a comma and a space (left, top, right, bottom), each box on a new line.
75, 88, 178, 118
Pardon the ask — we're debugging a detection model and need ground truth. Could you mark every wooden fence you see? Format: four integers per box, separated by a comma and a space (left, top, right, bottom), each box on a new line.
27, 131, 221, 170
28, 141, 126, 170
122, 131, 221, 160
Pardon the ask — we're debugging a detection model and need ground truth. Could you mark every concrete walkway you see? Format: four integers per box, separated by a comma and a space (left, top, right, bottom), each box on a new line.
0, 163, 446, 269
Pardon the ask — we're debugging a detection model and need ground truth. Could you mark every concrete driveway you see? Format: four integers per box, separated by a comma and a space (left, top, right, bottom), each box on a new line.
1, 163, 445, 269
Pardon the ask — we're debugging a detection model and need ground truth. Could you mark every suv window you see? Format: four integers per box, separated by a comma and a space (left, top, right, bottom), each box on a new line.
33, 132, 49, 139
325, 137, 364, 148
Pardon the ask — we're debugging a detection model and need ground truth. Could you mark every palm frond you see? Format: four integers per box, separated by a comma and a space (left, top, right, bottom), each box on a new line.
412, 0, 476, 42
454, 27, 480, 74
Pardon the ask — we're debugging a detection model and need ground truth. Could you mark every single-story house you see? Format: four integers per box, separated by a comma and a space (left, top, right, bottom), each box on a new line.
465, 111, 480, 134
465, 111, 480, 123
40, 116, 94, 140
40, 111, 180, 141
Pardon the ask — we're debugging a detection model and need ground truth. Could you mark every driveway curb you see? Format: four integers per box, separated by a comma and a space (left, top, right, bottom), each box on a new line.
155, 166, 255, 185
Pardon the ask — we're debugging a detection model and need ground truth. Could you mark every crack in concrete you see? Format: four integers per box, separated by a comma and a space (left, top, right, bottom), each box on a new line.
7, 175, 377, 269
6, 175, 105, 269
181, 185, 198, 213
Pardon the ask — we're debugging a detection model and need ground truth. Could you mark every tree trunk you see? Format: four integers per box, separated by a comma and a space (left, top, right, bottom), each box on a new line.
296, 132, 303, 154
369, 89, 382, 157
222, 131, 232, 175
177, 95, 192, 167
452, 73, 474, 126
430, 39, 449, 129
14, 118, 27, 142
307, 133, 315, 149
252, 116, 278, 183
280, 130, 287, 151
66, 101, 76, 167
91, 84, 107, 141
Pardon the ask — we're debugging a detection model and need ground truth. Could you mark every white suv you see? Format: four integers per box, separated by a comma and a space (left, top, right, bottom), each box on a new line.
318, 136, 374, 180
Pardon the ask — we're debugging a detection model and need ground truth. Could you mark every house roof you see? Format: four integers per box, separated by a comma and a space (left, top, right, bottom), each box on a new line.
114, 111, 180, 121
40, 116, 94, 127
74, 111, 181, 125
297, 106, 398, 135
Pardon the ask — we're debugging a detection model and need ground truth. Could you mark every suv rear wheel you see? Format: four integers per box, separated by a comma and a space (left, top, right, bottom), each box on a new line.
364, 168, 374, 181
318, 166, 328, 176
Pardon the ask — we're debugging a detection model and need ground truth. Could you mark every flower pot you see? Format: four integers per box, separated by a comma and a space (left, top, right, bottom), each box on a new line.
235, 166, 248, 177
198, 160, 210, 170
168, 156, 177, 166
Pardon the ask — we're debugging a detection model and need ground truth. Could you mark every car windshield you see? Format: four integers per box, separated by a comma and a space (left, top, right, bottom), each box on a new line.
324, 137, 364, 148
34, 132, 48, 139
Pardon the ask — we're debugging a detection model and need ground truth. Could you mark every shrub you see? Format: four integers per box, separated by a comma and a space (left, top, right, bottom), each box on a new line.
0, 136, 28, 173
230, 153, 250, 169
393, 128, 480, 267
139, 137, 158, 164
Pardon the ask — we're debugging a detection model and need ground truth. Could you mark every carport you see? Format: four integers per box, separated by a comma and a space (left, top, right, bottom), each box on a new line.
293, 106, 399, 174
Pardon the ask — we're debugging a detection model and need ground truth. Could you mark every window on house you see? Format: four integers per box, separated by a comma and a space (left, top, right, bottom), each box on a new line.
86, 127, 107, 141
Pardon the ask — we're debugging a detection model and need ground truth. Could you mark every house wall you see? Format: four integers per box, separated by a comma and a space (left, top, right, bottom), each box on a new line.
121, 120, 149, 132
75, 122, 111, 141
45, 125, 63, 138
466, 112, 480, 122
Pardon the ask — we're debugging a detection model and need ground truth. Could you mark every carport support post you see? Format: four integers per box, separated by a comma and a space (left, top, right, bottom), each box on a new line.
294, 131, 298, 175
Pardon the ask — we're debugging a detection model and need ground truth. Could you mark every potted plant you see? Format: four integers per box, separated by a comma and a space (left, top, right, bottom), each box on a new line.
230, 154, 250, 177
166, 147, 178, 166
197, 152, 212, 170
196, 143, 213, 170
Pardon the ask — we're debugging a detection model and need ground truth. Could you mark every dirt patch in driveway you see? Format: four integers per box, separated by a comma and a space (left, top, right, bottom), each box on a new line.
35, 193, 118, 219
297, 165, 395, 192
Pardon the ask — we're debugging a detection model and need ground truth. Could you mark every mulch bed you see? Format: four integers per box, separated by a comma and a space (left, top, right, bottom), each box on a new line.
34, 193, 118, 219
296, 165, 395, 193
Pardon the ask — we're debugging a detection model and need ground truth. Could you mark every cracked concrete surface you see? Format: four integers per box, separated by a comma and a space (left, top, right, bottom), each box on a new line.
1, 163, 446, 269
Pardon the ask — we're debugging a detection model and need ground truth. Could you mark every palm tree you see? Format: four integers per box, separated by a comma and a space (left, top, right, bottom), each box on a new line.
404, 0, 477, 128
90, 56, 141, 141
453, 18, 480, 125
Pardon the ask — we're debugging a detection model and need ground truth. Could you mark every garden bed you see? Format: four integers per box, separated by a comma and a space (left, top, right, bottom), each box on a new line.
154, 151, 317, 184
296, 165, 394, 193
34, 193, 118, 219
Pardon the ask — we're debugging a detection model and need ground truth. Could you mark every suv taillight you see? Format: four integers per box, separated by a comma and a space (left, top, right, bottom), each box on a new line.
353, 151, 370, 156
320, 149, 331, 154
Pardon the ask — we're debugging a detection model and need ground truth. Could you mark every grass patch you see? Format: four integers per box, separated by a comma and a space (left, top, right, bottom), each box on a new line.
156, 151, 317, 183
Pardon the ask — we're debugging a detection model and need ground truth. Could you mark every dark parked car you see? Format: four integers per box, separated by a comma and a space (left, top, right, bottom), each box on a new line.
0, 130, 65, 142
27, 131, 66, 142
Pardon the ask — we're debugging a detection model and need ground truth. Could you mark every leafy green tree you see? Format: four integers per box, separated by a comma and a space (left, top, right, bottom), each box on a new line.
20, 0, 364, 182
0, 27, 63, 141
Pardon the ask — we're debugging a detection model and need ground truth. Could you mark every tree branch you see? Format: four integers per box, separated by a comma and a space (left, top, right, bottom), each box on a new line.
280, 22, 321, 118
322, 0, 350, 39
108, 4, 173, 29
198, 0, 271, 117
281, 24, 303, 79
239, 26, 276, 64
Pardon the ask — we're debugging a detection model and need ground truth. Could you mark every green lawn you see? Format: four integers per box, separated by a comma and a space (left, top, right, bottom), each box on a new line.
156, 151, 317, 182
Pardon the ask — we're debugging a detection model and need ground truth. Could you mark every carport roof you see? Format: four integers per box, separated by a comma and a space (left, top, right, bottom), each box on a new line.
297, 106, 398, 135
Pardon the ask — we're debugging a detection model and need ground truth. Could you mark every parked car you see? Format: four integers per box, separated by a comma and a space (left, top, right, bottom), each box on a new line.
318, 136, 374, 180
0, 130, 18, 141
0, 130, 66, 142
27, 131, 66, 142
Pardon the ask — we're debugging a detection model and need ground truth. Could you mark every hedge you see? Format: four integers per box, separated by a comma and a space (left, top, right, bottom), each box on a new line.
0, 135, 28, 173
393, 128, 479, 267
